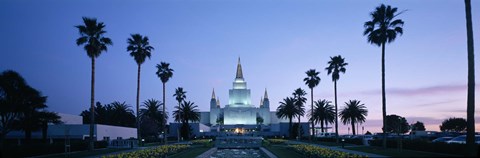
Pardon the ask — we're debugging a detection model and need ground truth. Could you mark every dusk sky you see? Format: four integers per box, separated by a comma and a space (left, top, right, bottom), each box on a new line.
1, 0, 479, 134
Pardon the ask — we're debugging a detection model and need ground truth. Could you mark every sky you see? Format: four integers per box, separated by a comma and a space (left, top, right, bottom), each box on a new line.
0, 0, 479, 134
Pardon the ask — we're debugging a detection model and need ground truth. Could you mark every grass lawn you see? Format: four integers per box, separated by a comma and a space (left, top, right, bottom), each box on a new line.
44, 148, 130, 158
265, 145, 303, 158
345, 146, 462, 157
169, 146, 212, 158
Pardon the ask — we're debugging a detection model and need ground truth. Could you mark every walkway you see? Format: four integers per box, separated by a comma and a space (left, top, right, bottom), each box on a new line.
287, 140, 388, 157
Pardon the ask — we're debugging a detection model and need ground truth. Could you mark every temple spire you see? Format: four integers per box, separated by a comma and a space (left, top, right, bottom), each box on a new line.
264, 88, 268, 99
212, 88, 216, 99
216, 97, 220, 107
236, 57, 243, 79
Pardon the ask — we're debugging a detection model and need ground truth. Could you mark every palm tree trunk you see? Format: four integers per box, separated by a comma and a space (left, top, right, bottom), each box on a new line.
298, 116, 301, 140
89, 57, 95, 151
310, 88, 314, 141
25, 129, 31, 144
464, 0, 476, 156
289, 117, 292, 139
381, 42, 387, 149
334, 81, 339, 143
351, 120, 356, 135
320, 120, 324, 133
162, 82, 167, 144
136, 65, 141, 146
42, 123, 48, 143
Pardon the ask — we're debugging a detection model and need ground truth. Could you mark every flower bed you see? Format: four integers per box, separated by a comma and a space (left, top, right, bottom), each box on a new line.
267, 139, 288, 144
191, 139, 212, 145
103, 144, 189, 158
290, 144, 366, 158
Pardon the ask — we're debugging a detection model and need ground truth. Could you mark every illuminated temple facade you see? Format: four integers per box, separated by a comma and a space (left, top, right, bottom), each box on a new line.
208, 58, 271, 126
169, 58, 310, 137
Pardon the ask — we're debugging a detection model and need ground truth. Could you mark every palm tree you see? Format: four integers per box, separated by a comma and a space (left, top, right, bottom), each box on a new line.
75, 17, 112, 150
173, 87, 187, 107
363, 4, 404, 148
464, 0, 476, 156
173, 101, 200, 140
309, 99, 334, 133
156, 62, 173, 144
276, 97, 296, 138
339, 100, 368, 135
127, 34, 154, 144
303, 69, 321, 140
293, 88, 306, 139
325, 55, 348, 143
140, 99, 164, 138
110, 101, 135, 127
37, 111, 62, 143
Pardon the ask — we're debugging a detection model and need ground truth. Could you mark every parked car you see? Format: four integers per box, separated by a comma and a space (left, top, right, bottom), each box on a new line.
446, 135, 480, 144
431, 137, 453, 143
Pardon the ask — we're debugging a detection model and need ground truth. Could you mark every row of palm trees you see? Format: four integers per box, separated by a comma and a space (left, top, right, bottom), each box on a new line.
75, 17, 175, 149
276, 87, 368, 138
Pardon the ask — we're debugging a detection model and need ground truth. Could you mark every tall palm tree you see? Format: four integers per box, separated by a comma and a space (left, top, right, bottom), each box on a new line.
325, 55, 348, 143
339, 100, 368, 135
464, 0, 475, 156
173, 101, 200, 140
293, 88, 306, 139
127, 34, 154, 145
309, 99, 334, 133
276, 97, 297, 138
75, 17, 112, 150
173, 87, 187, 107
156, 62, 173, 144
303, 69, 321, 140
363, 4, 404, 148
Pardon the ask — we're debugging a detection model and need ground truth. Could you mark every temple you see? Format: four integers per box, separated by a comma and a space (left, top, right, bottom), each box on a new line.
208, 58, 271, 126
168, 58, 309, 137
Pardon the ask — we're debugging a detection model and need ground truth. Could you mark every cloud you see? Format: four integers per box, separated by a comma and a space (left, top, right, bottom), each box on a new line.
360, 84, 474, 96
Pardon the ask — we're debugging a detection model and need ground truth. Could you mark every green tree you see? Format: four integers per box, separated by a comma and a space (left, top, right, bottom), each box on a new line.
410, 121, 426, 131
309, 99, 335, 133
37, 111, 62, 143
303, 69, 321, 140
173, 101, 200, 140
256, 116, 264, 125
276, 97, 296, 138
75, 17, 112, 150
325, 55, 348, 142
0, 70, 26, 147
464, 0, 476, 156
16, 86, 48, 144
292, 88, 307, 139
127, 34, 154, 144
110, 101, 136, 127
156, 62, 173, 144
440, 117, 467, 132
363, 4, 404, 148
140, 99, 165, 138
385, 114, 409, 134
339, 100, 368, 135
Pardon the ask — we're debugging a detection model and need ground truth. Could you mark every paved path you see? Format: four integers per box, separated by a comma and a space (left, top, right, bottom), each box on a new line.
195, 147, 217, 158
260, 147, 278, 158
287, 140, 388, 157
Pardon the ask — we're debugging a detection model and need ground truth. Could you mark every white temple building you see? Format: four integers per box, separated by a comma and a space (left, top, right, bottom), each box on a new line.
169, 58, 310, 138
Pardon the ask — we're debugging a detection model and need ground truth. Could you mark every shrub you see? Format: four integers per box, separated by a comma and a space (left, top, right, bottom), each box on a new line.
268, 139, 288, 144
103, 144, 189, 158
290, 144, 366, 158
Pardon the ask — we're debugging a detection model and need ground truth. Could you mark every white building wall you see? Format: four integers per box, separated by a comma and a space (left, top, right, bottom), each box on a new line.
96, 124, 136, 141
